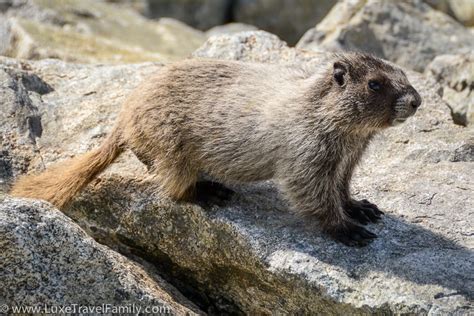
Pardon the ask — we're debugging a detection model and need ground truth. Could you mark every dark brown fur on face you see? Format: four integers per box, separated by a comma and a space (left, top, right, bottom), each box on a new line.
10, 53, 421, 246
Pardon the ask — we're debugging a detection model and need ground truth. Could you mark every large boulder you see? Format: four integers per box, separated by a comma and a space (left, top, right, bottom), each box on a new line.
0, 56, 161, 192
194, 31, 325, 66
297, 0, 474, 72
1, 32, 473, 314
205, 23, 258, 38
0, 198, 202, 315
425, 0, 474, 27
233, 0, 337, 45
139, 0, 337, 45
425, 53, 474, 126
0, 0, 206, 63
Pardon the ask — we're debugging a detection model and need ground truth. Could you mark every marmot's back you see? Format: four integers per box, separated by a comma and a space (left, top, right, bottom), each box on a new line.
120, 59, 310, 181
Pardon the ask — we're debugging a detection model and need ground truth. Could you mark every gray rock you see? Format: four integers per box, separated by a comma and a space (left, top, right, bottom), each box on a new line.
0, 56, 161, 192
0, 61, 48, 190
425, 0, 474, 26
1, 33, 473, 314
193, 30, 325, 67
205, 22, 258, 38
233, 0, 337, 45
0, 0, 206, 63
425, 53, 474, 126
0, 197, 202, 315
297, 0, 474, 72
104, 0, 148, 15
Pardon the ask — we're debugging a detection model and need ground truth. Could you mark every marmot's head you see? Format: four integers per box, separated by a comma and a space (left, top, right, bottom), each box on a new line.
329, 53, 421, 130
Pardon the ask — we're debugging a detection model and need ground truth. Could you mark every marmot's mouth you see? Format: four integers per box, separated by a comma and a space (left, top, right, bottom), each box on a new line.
391, 117, 408, 126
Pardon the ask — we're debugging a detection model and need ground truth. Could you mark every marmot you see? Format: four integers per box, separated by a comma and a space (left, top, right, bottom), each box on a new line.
10, 53, 421, 246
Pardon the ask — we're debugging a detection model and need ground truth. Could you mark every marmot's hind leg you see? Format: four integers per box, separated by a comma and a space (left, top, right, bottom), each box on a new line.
193, 181, 235, 208
130, 146, 197, 201
132, 148, 234, 206
150, 160, 199, 201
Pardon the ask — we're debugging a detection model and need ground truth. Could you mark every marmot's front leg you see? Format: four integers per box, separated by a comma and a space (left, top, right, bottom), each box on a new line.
281, 171, 376, 247
339, 155, 384, 225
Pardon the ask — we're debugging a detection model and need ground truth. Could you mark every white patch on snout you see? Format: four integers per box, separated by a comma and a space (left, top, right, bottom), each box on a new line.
391, 117, 408, 126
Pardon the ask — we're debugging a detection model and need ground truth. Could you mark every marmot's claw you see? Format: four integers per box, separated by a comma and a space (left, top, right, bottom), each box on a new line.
194, 181, 234, 208
360, 199, 384, 215
332, 224, 377, 247
345, 199, 384, 224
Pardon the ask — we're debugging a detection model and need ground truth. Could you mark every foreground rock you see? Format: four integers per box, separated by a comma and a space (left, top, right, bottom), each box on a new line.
425, 53, 474, 126
0, 0, 205, 63
297, 0, 474, 72
1, 32, 473, 313
0, 198, 202, 315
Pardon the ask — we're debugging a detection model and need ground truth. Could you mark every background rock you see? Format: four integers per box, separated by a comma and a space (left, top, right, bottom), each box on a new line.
425, 53, 474, 126
144, 0, 233, 31
0, 197, 202, 315
1, 32, 472, 314
425, 0, 474, 26
205, 22, 258, 38
233, 0, 337, 45
297, 0, 474, 72
134, 0, 337, 45
0, 0, 206, 63
104, 0, 148, 15
194, 31, 325, 66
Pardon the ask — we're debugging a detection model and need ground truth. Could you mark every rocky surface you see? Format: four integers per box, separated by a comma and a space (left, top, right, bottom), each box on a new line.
0, 0, 206, 63
425, 0, 474, 26
0, 56, 161, 192
426, 53, 474, 126
0, 197, 202, 315
297, 0, 474, 72
1, 32, 472, 314
205, 22, 258, 38
194, 31, 325, 66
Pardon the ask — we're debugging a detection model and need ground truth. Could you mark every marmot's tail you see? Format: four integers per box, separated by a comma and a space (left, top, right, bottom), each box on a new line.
10, 131, 123, 209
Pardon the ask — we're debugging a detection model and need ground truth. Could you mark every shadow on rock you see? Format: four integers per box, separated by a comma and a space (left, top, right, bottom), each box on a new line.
65, 175, 473, 314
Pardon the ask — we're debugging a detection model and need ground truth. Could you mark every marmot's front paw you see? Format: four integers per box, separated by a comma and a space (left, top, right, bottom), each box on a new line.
331, 223, 377, 247
345, 199, 384, 225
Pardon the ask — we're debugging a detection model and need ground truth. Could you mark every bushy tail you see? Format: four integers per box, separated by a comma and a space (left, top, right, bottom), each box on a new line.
10, 132, 123, 209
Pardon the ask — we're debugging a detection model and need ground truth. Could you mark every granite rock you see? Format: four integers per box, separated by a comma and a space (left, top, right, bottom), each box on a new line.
0, 198, 202, 315
0, 0, 206, 63
426, 53, 474, 126
297, 0, 474, 72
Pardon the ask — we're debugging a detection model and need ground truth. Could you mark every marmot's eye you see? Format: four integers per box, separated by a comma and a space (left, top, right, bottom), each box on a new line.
368, 80, 381, 91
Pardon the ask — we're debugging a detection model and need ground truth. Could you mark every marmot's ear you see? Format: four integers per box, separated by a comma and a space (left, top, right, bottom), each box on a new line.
333, 62, 347, 87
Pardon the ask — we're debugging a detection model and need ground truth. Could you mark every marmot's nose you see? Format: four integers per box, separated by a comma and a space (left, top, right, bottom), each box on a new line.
409, 88, 422, 110
410, 99, 420, 109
